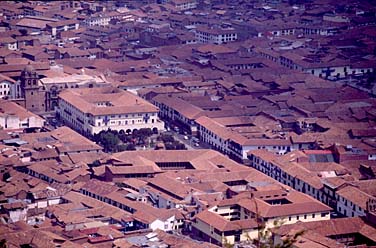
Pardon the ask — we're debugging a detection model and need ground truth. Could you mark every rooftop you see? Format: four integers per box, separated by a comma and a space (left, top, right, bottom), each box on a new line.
59, 86, 159, 115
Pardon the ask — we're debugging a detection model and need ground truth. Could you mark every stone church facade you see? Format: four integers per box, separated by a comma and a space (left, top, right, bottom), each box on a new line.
14, 64, 48, 114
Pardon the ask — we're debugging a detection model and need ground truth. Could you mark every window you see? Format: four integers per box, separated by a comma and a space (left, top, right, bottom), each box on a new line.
312, 214, 315, 218
296, 215, 299, 220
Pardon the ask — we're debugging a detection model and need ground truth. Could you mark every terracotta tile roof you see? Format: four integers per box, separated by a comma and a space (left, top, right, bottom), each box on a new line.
0, 99, 45, 122
106, 165, 158, 175
133, 206, 183, 224
81, 179, 118, 196
195, 209, 258, 232
146, 174, 193, 199
19, 126, 101, 153
153, 95, 203, 120
113, 149, 241, 171
0, 73, 17, 84
16, 17, 56, 29
275, 217, 376, 242
46, 19, 78, 28
59, 86, 158, 116
196, 116, 233, 139
337, 185, 375, 210
237, 192, 332, 218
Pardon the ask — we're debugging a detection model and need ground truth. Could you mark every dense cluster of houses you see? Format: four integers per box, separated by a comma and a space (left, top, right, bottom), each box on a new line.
0, 0, 376, 247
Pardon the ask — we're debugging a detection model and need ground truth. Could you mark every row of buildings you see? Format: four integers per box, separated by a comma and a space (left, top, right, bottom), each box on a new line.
0, 0, 376, 247
1, 124, 374, 246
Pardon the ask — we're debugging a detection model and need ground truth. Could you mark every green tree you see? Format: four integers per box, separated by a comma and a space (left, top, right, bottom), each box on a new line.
160, 134, 174, 143
173, 141, 186, 150
135, 128, 152, 144
117, 144, 128, 152
165, 143, 175, 150
99, 131, 120, 152
126, 143, 136, 151
118, 129, 127, 142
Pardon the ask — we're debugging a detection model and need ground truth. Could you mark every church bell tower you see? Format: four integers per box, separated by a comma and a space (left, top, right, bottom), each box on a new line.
20, 63, 46, 113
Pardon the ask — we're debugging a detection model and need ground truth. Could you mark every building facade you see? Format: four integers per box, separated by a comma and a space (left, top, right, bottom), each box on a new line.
0, 74, 16, 99
15, 64, 48, 114
195, 26, 238, 44
192, 190, 331, 246
58, 87, 164, 136
0, 99, 45, 130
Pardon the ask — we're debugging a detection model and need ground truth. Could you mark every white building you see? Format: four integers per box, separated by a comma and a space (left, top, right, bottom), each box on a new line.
58, 87, 164, 136
83, 13, 117, 26
46, 20, 80, 38
0, 100, 45, 130
195, 26, 237, 44
195, 116, 231, 155
2, 202, 28, 223
192, 190, 331, 246
133, 209, 184, 232
152, 95, 203, 135
171, 0, 197, 11
0, 37, 18, 51
196, 116, 293, 161
248, 150, 375, 218
0, 74, 16, 99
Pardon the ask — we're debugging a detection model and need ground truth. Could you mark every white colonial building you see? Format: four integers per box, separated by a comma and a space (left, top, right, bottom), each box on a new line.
0, 100, 45, 130
195, 25, 238, 44
58, 87, 164, 136
0, 74, 16, 99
